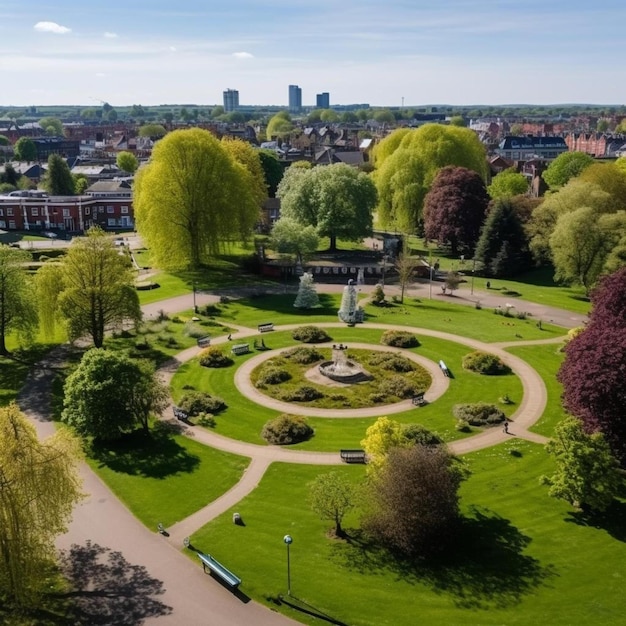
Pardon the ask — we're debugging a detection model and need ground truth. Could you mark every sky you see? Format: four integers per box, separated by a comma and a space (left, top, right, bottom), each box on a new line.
1, 0, 625, 108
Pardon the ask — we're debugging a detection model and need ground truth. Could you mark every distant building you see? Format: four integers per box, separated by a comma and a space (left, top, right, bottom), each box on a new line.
316, 92, 330, 109
223, 89, 239, 112
495, 136, 568, 161
288, 85, 302, 113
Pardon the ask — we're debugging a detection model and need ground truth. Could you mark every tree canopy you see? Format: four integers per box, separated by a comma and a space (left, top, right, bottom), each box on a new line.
270, 217, 319, 263
134, 128, 260, 269
13, 137, 36, 162
221, 137, 268, 207
423, 165, 490, 255
0, 245, 38, 354
374, 124, 488, 233
138, 124, 167, 139
42, 153, 75, 195
487, 168, 529, 199
258, 149, 284, 197
116, 151, 139, 174
38, 116, 64, 136
542, 151, 594, 189
266, 111, 293, 139
309, 471, 355, 537
0, 403, 83, 607
278, 163, 376, 251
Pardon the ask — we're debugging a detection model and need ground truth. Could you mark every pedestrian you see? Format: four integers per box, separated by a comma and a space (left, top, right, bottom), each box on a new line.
227, 333, 232, 341
486, 281, 491, 289
503, 419, 509, 434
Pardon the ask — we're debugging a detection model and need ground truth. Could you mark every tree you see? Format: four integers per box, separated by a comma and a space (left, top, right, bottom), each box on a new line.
278, 162, 377, 251
134, 128, 260, 269
38, 116, 63, 136
116, 150, 139, 174
375, 124, 488, 233
487, 168, 529, 199
549, 207, 626, 293
258, 149, 284, 197
138, 123, 167, 139
578, 162, 626, 212
0, 245, 38, 354
541, 416, 622, 512
293, 271, 320, 309
13, 137, 36, 162
309, 471, 355, 537
542, 152, 594, 189
361, 416, 410, 470
449, 115, 466, 127
38, 228, 141, 347
558, 268, 626, 464
0, 403, 83, 607
62, 349, 168, 440
475, 198, 533, 277
270, 217, 319, 264
596, 119, 610, 132
395, 253, 418, 303
0, 134, 9, 146
444, 271, 462, 294
373, 109, 395, 125
423, 166, 490, 255
320, 109, 339, 123
266, 112, 293, 139
0, 163, 19, 187
42, 153, 75, 195
73, 173, 89, 194
361, 445, 464, 556
221, 137, 268, 208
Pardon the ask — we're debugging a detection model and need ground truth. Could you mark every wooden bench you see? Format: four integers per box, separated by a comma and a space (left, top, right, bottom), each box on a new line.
231, 343, 250, 356
439, 360, 450, 377
197, 336, 211, 348
198, 553, 241, 588
258, 322, 274, 333
411, 392, 426, 406
340, 449, 367, 464
173, 406, 189, 421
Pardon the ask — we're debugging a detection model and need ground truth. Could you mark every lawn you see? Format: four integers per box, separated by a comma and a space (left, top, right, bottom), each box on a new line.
170, 328, 523, 450
189, 442, 626, 626
86, 424, 250, 529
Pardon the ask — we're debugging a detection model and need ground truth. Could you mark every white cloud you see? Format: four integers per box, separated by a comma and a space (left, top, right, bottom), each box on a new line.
95, 72, 106, 77
169, 46, 177, 52
104, 32, 118, 39
233, 51, 254, 59
34, 21, 71, 35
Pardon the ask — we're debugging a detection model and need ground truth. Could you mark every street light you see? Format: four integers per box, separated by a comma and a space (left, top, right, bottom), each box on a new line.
192, 281, 198, 313
470, 258, 476, 296
283, 534, 293, 596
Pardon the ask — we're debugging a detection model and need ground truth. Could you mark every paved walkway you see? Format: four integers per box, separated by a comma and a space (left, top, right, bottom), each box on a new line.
15, 282, 573, 625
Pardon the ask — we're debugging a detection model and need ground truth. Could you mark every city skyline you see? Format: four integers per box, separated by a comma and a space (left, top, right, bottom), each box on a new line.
1, 0, 625, 108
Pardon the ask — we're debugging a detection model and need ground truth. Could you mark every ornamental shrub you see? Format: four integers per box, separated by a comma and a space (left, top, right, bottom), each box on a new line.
280, 385, 324, 402
377, 375, 418, 399
178, 391, 227, 415
283, 346, 323, 364
198, 346, 234, 368
453, 402, 506, 426
462, 351, 511, 375
380, 330, 420, 348
256, 366, 292, 386
368, 352, 415, 372
262, 414, 314, 445
292, 326, 331, 343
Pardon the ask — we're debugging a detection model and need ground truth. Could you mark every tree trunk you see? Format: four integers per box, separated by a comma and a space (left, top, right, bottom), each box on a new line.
329, 234, 337, 252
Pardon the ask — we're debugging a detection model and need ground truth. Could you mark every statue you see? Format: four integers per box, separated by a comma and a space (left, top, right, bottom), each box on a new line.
338, 279, 364, 325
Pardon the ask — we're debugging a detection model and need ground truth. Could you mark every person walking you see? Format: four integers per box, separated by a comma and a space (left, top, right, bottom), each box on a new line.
503, 418, 510, 434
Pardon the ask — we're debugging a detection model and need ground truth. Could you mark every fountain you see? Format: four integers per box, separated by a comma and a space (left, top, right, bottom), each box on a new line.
318, 344, 372, 384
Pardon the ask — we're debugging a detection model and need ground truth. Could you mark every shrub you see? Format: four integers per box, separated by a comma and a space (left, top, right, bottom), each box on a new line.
371, 283, 385, 305
198, 346, 233, 368
256, 366, 292, 386
453, 403, 506, 426
462, 351, 511, 375
134, 339, 150, 350
455, 419, 471, 432
261, 414, 314, 445
283, 346, 323, 364
280, 385, 324, 402
178, 391, 227, 415
377, 375, 418, 399
184, 321, 207, 338
402, 423, 443, 446
196, 412, 216, 428
292, 326, 331, 343
380, 330, 420, 348
202, 304, 221, 316
368, 352, 415, 372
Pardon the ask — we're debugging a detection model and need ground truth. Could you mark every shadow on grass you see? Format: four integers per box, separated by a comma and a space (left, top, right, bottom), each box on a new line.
228, 292, 339, 320
565, 499, 626, 542
278, 595, 349, 625
56, 541, 172, 625
89, 424, 200, 479
330, 506, 554, 610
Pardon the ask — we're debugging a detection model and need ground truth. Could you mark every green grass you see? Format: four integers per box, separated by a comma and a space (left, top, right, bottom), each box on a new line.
190, 443, 626, 626
170, 328, 523, 450
86, 424, 249, 529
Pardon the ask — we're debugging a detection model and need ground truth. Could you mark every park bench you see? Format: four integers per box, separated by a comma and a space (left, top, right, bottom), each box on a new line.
198, 553, 242, 588
231, 343, 250, 356
439, 360, 450, 377
173, 406, 189, 421
197, 336, 211, 348
411, 392, 426, 407
258, 322, 274, 333
340, 449, 367, 464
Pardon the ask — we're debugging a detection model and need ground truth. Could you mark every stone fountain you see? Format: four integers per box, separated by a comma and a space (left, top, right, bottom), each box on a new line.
318, 344, 372, 384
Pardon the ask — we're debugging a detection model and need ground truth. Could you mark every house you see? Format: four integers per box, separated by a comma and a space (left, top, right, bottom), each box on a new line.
84, 180, 134, 230
495, 136, 568, 161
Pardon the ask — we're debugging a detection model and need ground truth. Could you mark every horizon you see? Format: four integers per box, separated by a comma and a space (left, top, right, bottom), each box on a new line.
1, 1, 625, 108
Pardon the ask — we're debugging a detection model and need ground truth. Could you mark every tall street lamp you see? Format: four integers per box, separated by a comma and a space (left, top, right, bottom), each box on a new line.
192, 281, 198, 313
283, 534, 293, 596
470, 258, 476, 296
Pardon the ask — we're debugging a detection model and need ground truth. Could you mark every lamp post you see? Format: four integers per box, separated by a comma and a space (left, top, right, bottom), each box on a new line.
470, 258, 476, 296
192, 281, 198, 314
283, 534, 293, 596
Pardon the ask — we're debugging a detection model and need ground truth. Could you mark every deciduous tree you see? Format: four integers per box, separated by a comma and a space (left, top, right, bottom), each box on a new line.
361, 416, 410, 470
258, 149, 284, 197
0, 403, 83, 607
42, 153, 75, 195
542, 151, 594, 189
221, 137, 268, 207
13, 137, 36, 162
394, 253, 418, 303
116, 150, 139, 174
134, 128, 260, 268
423, 166, 490, 255
270, 217, 319, 264
309, 471, 355, 537
487, 167, 529, 199
38, 116, 64, 136
137, 123, 166, 139
266, 111, 293, 139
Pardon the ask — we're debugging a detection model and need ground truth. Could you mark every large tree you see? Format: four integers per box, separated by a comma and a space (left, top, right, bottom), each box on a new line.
42, 153, 75, 195
116, 150, 139, 174
360, 416, 411, 471
270, 217, 319, 264
542, 151, 594, 189
309, 471, 355, 537
266, 111, 293, 139
487, 167, 529, 199
474, 198, 532, 277
137, 123, 166, 139
423, 165, 490, 255
374, 124, 488, 233
578, 162, 626, 212
62, 349, 168, 440
134, 128, 260, 268
0, 245, 38, 355
221, 137, 268, 208
278, 162, 376, 251
38, 116, 64, 136
37, 228, 141, 347
362, 445, 465, 556
558, 268, 626, 464
258, 149, 284, 197
13, 137, 36, 162
0, 403, 83, 607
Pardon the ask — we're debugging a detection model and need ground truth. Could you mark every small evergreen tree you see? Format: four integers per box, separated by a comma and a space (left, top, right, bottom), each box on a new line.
43, 153, 75, 195
293, 272, 320, 309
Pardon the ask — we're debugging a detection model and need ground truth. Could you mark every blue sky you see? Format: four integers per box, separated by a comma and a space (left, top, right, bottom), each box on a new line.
1, 0, 624, 107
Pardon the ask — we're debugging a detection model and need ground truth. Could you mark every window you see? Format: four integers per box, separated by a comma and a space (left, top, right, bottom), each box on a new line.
106, 206, 114, 213
121, 206, 129, 214
9, 220, 16, 229
7, 208, 13, 216
84, 207, 91, 215
32, 207, 39, 216
0, 220, 5, 228
0, 209, 3, 216
63, 208, 70, 217
108, 218, 116, 226
99, 207, 104, 213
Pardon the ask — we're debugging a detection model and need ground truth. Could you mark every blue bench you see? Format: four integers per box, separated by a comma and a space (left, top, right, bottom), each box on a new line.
439, 360, 450, 377
198, 553, 241, 588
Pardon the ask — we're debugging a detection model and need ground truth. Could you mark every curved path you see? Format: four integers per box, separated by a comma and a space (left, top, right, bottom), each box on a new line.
17, 287, 569, 625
